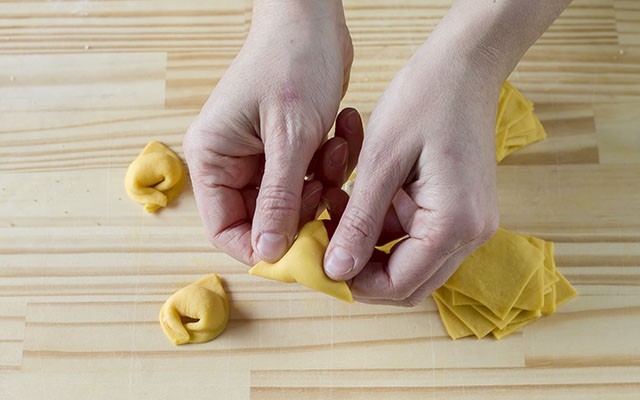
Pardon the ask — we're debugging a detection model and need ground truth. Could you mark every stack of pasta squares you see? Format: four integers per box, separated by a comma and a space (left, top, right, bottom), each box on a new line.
433, 228, 577, 340
433, 81, 576, 340
495, 81, 547, 163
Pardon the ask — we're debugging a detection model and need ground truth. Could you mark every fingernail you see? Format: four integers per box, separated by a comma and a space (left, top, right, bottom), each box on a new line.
257, 232, 288, 262
301, 186, 322, 213
325, 246, 354, 278
346, 110, 360, 132
329, 142, 348, 168
302, 185, 322, 204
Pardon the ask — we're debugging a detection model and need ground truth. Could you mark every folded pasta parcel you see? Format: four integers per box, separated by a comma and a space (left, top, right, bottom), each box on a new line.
125, 140, 185, 213
159, 274, 229, 345
249, 220, 354, 303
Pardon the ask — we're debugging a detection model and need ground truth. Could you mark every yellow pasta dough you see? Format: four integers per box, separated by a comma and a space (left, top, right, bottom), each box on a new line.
249, 220, 354, 303
432, 83, 577, 339
554, 271, 579, 306
159, 274, 229, 345
444, 228, 545, 320
472, 304, 521, 330
125, 140, 185, 213
436, 229, 577, 340
433, 287, 496, 339
451, 291, 480, 306
452, 246, 555, 312
491, 313, 541, 340
433, 296, 474, 340
495, 81, 547, 162
514, 264, 545, 312
542, 283, 557, 315
509, 309, 542, 326
541, 242, 559, 315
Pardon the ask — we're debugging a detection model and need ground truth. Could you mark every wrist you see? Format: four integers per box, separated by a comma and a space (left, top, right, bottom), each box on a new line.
251, 0, 345, 30
419, 0, 571, 86
405, 39, 503, 103
420, 10, 517, 88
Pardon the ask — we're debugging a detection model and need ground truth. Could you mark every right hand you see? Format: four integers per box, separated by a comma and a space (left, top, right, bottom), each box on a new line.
183, 0, 354, 265
323, 39, 502, 307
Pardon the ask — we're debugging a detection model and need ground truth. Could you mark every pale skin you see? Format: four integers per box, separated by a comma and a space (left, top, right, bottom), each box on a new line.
183, 0, 573, 306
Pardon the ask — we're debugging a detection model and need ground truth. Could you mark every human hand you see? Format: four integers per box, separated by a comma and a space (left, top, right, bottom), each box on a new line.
321, 0, 572, 306
323, 41, 502, 306
183, 0, 354, 265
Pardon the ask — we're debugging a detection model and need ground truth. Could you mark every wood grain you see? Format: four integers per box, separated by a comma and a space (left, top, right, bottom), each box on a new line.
1, 0, 639, 398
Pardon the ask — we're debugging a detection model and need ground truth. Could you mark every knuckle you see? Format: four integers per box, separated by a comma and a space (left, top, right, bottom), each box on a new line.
190, 170, 213, 189
184, 117, 230, 156
209, 230, 254, 265
257, 185, 299, 222
464, 214, 486, 243
446, 200, 491, 244
387, 280, 425, 307
214, 155, 249, 187
182, 123, 202, 157
263, 96, 326, 152
391, 286, 415, 303
275, 85, 303, 106
394, 281, 433, 308
184, 122, 222, 164
387, 273, 416, 303
340, 205, 379, 242
267, 114, 320, 153
457, 204, 500, 245
207, 233, 222, 249
399, 295, 425, 308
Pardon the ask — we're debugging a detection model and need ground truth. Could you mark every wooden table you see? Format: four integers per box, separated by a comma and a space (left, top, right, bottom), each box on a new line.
1, 1, 639, 398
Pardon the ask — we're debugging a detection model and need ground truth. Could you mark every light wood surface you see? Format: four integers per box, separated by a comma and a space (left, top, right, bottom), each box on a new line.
1, 0, 640, 398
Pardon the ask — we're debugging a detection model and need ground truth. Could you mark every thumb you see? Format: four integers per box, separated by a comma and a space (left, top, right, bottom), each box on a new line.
252, 117, 318, 262
324, 139, 417, 280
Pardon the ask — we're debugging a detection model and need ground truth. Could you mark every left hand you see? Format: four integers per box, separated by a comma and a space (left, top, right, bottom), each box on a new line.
183, 0, 355, 265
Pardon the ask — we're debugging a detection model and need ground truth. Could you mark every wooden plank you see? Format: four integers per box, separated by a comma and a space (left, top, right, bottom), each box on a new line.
250, 384, 640, 400
20, 336, 525, 372
0, 301, 26, 343
496, 102, 599, 165
0, 0, 639, 397
24, 298, 433, 324
22, 313, 443, 354
0, 342, 23, 371
0, 370, 249, 400
524, 307, 640, 367
0, 109, 196, 172
595, 102, 640, 163
615, 0, 640, 45
0, 0, 248, 54
0, 53, 167, 111
497, 164, 640, 235
251, 366, 640, 388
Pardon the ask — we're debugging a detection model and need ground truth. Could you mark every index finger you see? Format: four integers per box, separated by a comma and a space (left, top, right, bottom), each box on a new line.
186, 148, 262, 266
335, 107, 364, 176
191, 177, 258, 265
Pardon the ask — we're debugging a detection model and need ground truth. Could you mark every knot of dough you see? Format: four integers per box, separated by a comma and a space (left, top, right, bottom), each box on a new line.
159, 274, 229, 345
249, 220, 354, 303
125, 141, 185, 213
